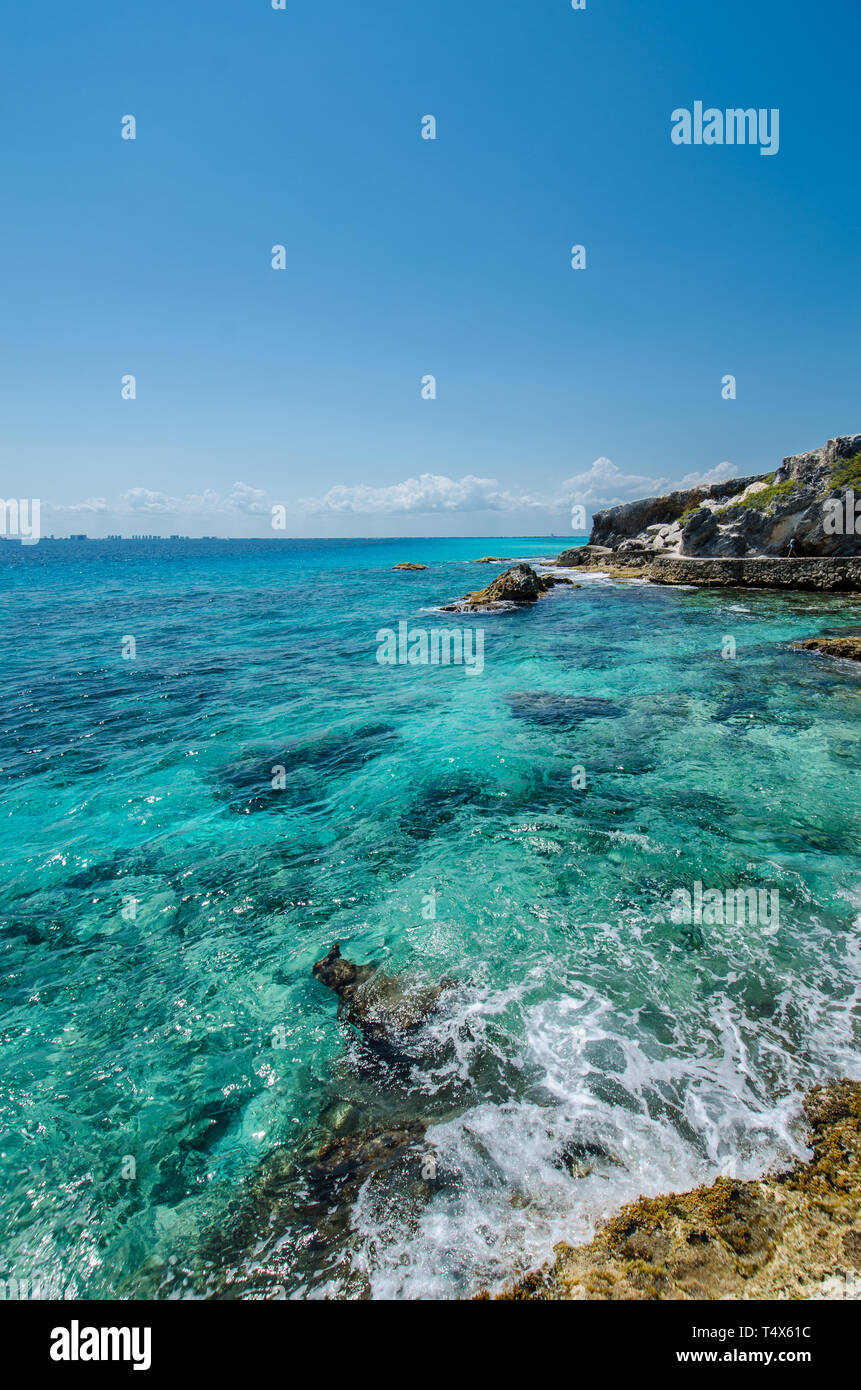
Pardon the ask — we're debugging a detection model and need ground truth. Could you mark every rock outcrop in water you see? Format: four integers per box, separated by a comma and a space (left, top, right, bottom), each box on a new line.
557, 435, 861, 569
794, 635, 861, 662
446, 563, 577, 611
313, 942, 451, 1048
490, 1079, 861, 1300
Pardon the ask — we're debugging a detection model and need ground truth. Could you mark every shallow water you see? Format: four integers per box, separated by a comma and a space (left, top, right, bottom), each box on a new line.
1, 536, 860, 1299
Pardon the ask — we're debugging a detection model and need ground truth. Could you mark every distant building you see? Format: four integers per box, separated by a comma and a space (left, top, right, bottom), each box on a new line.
69, 534, 87, 541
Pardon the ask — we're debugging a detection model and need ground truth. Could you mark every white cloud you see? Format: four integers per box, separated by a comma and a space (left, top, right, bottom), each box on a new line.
556, 457, 739, 509
117, 483, 271, 515
554, 457, 673, 508
51, 457, 741, 527
224, 482, 271, 514
678, 461, 737, 488
52, 497, 109, 513
297, 473, 544, 515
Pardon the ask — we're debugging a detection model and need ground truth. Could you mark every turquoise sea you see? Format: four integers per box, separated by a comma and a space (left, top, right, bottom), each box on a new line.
1, 536, 860, 1299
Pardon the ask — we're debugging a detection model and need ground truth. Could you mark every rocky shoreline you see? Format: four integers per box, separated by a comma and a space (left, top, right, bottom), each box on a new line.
554, 432, 861, 590
554, 549, 861, 592
488, 1080, 861, 1300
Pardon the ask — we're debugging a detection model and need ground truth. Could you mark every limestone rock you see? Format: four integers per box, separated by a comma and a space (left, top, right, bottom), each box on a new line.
456, 563, 577, 610
489, 1079, 861, 1301
574, 436, 861, 563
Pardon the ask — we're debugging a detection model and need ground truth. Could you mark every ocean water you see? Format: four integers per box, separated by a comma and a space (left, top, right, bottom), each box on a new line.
1, 536, 860, 1300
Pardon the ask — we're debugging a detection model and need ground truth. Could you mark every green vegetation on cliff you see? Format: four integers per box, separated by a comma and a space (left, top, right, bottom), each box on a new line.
721, 475, 801, 514
831, 452, 861, 490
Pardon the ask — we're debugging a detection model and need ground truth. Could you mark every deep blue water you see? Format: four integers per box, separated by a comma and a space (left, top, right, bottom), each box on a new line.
1, 537, 860, 1298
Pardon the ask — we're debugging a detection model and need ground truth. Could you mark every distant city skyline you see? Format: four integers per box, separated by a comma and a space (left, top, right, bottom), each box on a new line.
2, 0, 858, 538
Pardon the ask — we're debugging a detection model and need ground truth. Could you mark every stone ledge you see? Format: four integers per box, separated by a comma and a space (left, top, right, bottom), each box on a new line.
555, 550, 861, 591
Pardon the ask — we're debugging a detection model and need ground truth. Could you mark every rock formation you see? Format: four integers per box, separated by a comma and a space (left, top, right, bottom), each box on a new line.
306, 1119, 428, 1188
312, 942, 451, 1048
446, 563, 577, 611
489, 1079, 861, 1300
794, 635, 861, 662
559, 435, 861, 565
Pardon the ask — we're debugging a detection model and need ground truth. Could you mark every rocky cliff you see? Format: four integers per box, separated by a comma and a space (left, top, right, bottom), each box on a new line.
575, 435, 861, 561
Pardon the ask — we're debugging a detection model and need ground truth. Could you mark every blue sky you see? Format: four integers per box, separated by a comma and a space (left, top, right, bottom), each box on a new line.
2, 0, 859, 537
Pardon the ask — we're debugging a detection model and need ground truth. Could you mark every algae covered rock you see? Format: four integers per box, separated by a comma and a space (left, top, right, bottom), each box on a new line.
454, 563, 577, 610
794, 635, 861, 663
490, 1078, 861, 1301
307, 1119, 428, 1187
313, 942, 451, 1047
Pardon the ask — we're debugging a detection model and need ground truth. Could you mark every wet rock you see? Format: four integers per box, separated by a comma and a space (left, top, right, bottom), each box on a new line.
452, 563, 576, 611
474, 555, 512, 563
794, 635, 861, 662
306, 1119, 428, 1189
556, 544, 614, 567
186, 1113, 435, 1300
392, 562, 428, 570
491, 1078, 861, 1301
554, 1138, 622, 1179
463, 563, 543, 606
317, 1098, 363, 1136
313, 942, 451, 1047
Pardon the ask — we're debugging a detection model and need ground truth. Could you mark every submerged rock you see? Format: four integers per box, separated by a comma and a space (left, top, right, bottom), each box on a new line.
186, 1111, 434, 1299
505, 691, 624, 727
794, 635, 861, 663
218, 722, 397, 813
474, 555, 512, 564
306, 1119, 428, 1188
490, 1079, 861, 1301
392, 562, 428, 570
553, 1138, 623, 1180
317, 1098, 363, 1137
313, 942, 451, 1047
